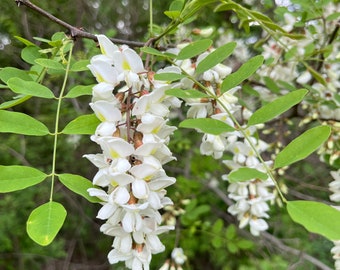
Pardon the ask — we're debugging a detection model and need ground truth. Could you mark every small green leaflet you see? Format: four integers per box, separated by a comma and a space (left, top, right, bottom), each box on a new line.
196, 42, 237, 74
247, 89, 308, 126
58, 174, 101, 203
140, 47, 168, 58
179, 118, 234, 135
7, 78, 55, 99
221, 55, 264, 93
228, 167, 268, 183
274, 125, 331, 169
27, 201, 67, 246
35, 58, 65, 70
22, 47, 43, 65
0, 110, 50, 135
287, 200, 340, 241
0, 165, 47, 193
14, 35, 37, 46
165, 88, 210, 99
64, 85, 93, 98
0, 95, 32, 109
176, 39, 213, 60
62, 114, 100, 135
0, 67, 33, 83
154, 73, 185, 82
70, 59, 90, 72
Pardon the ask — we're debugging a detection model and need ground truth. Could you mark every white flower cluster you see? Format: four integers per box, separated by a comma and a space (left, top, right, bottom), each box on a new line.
329, 170, 340, 270
85, 35, 181, 269
169, 44, 275, 236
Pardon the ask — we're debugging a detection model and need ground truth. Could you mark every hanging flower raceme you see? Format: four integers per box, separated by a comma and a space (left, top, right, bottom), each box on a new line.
85, 35, 180, 269
172, 43, 275, 236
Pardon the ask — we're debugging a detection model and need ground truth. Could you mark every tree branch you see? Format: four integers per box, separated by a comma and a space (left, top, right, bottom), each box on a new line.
14, 0, 146, 47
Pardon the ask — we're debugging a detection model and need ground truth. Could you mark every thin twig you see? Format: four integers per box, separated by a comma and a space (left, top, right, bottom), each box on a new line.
14, 0, 146, 47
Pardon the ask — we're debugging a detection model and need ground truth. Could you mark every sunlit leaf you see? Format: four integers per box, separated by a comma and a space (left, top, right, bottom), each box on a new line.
14, 36, 37, 46
22, 46, 44, 65
228, 167, 268, 183
248, 89, 308, 126
274, 125, 331, 169
154, 73, 185, 82
62, 114, 100, 135
0, 165, 47, 193
165, 88, 210, 99
70, 60, 90, 72
196, 42, 237, 74
287, 200, 340, 240
7, 78, 55, 99
58, 174, 101, 203
179, 118, 234, 135
27, 201, 67, 246
221, 55, 264, 93
0, 110, 49, 135
140, 47, 168, 58
177, 39, 213, 60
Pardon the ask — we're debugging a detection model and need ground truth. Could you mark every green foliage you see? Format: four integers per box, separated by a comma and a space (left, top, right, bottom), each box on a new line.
27, 201, 67, 246
179, 118, 235, 135
287, 201, 340, 241
228, 167, 268, 182
274, 125, 331, 169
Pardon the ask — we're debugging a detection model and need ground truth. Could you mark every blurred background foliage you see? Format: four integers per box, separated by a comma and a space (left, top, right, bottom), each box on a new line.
0, 0, 337, 269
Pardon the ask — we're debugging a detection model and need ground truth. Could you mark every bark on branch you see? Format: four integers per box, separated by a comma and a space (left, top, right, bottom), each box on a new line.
14, 0, 146, 47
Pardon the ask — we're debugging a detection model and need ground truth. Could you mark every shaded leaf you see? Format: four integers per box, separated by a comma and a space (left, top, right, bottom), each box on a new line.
196, 42, 236, 74
179, 118, 234, 135
274, 125, 331, 169
287, 200, 340, 240
0, 67, 33, 83
35, 58, 64, 70
140, 47, 168, 58
70, 60, 90, 72
177, 39, 213, 60
22, 47, 44, 65
58, 174, 101, 203
0, 95, 32, 109
27, 201, 67, 246
0, 165, 47, 193
64, 85, 93, 98
221, 55, 264, 93
248, 89, 308, 126
0, 110, 49, 135
62, 114, 100, 135
7, 78, 55, 99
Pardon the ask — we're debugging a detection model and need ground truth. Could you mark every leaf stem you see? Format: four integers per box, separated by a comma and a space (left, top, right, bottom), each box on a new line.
49, 40, 74, 201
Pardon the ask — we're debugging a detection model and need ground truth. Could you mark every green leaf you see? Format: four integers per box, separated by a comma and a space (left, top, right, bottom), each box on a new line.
177, 39, 213, 60
64, 85, 93, 98
248, 89, 308, 126
35, 58, 64, 70
154, 73, 185, 82
22, 46, 44, 65
165, 88, 210, 99
221, 55, 264, 93
287, 201, 340, 241
164, 10, 181, 19
211, 237, 223, 248
70, 60, 90, 72
0, 165, 47, 193
58, 174, 101, 203
212, 219, 224, 234
225, 224, 236, 240
27, 201, 67, 246
14, 36, 37, 46
0, 110, 49, 135
274, 125, 331, 169
140, 47, 168, 58
7, 78, 55, 99
196, 42, 237, 74
0, 95, 32, 109
62, 114, 100, 135
228, 167, 268, 183
0, 67, 33, 83
179, 118, 234, 135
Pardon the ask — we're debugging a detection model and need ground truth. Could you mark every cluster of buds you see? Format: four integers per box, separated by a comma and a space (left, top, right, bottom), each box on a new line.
85, 35, 181, 269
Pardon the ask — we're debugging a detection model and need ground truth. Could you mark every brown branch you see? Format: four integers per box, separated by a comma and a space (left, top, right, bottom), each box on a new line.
14, 0, 146, 48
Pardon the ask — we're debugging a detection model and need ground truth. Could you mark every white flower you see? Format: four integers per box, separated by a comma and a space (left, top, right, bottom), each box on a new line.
329, 170, 340, 202
171, 247, 187, 265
